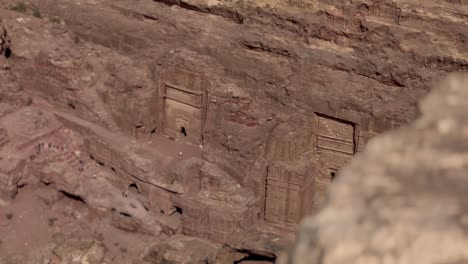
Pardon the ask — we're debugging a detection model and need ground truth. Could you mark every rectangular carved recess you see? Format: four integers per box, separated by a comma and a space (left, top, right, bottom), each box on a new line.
312, 114, 356, 211
263, 114, 361, 230
316, 114, 355, 159
164, 85, 204, 109
264, 164, 314, 229
161, 68, 206, 144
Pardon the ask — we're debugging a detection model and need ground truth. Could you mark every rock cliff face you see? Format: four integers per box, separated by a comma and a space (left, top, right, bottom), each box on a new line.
282, 74, 468, 264
0, 0, 467, 262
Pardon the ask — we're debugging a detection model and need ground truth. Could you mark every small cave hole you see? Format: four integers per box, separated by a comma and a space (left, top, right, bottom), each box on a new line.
67, 102, 76, 110
60, 190, 86, 204
111, 167, 116, 173
42, 181, 55, 187
175, 206, 183, 215
180, 126, 187, 137
150, 128, 156, 135
120, 212, 132, 218
90, 155, 95, 160
96, 160, 105, 167
4, 47, 11, 59
128, 183, 139, 193
330, 171, 336, 181
136, 124, 145, 129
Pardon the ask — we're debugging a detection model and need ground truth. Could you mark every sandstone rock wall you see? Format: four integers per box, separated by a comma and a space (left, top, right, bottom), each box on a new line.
13, 0, 463, 180
0, 0, 467, 255
283, 73, 468, 264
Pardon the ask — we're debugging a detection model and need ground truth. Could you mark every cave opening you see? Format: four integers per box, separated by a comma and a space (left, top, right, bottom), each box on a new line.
60, 190, 86, 204
128, 183, 139, 193
120, 212, 132, 218
180, 126, 187, 137
67, 102, 76, 110
233, 251, 276, 264
4, 47, 11, 58
331, 171, 336, 181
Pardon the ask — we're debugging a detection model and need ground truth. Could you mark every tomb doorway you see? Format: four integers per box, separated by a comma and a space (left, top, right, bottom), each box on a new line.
263, 166, 313, 229
316, 114, 355, 172
313, 114, 356, 209
163, 84, 204, 144
264, 179, 301, 226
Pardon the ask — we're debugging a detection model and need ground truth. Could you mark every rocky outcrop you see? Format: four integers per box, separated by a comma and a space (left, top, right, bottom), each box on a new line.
140, 235, 221, 264
283, 74, 468, 263
0, 0, 467, 261
0, 234, 109, 264
51, 234, 109, 264
11, 0, 468, 183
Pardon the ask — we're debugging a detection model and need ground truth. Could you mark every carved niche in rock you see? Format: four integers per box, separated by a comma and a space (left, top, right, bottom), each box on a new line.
0, 159, 27, 199
264, 161, 315, 230
160, 67, 207, 145
263, 114, 359, 229
312, 114, 356, 210
0, 22, 10, 58
0, 127, 8, 148
314, 114, 355, 188
263, 121, 315, 230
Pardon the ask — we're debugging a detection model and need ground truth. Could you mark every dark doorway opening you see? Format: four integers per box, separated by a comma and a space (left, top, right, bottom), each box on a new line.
175, 206, 183, 214
180, 126, 187, 137
331, 171, 337, 181
4, 47, 11, 59
129, 183, 139, 193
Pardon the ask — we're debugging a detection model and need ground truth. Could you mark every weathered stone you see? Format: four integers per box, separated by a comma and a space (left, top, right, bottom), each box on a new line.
51, 234, 109, 264
140, 235, 221, 264
0, 0, 467, 262
283, 74, 468, 264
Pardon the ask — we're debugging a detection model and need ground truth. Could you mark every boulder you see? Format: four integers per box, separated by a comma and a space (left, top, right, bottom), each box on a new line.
140, 235, 221, 264
283, 74, 468, 263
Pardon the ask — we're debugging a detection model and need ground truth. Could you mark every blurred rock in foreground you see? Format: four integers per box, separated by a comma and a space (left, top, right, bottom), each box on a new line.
282, 73, 468, 264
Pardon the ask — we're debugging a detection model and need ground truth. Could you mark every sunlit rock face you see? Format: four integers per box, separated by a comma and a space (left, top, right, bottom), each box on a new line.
282, 74, 468, 264
0, 0, 467, 262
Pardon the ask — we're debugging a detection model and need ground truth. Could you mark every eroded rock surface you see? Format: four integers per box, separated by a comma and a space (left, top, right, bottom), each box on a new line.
0, 0, 467, 262
284, 74, 468, 263
140, 235, 221, 264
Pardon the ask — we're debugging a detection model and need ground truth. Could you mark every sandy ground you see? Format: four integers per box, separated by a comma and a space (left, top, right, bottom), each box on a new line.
0, 184, 158, 263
